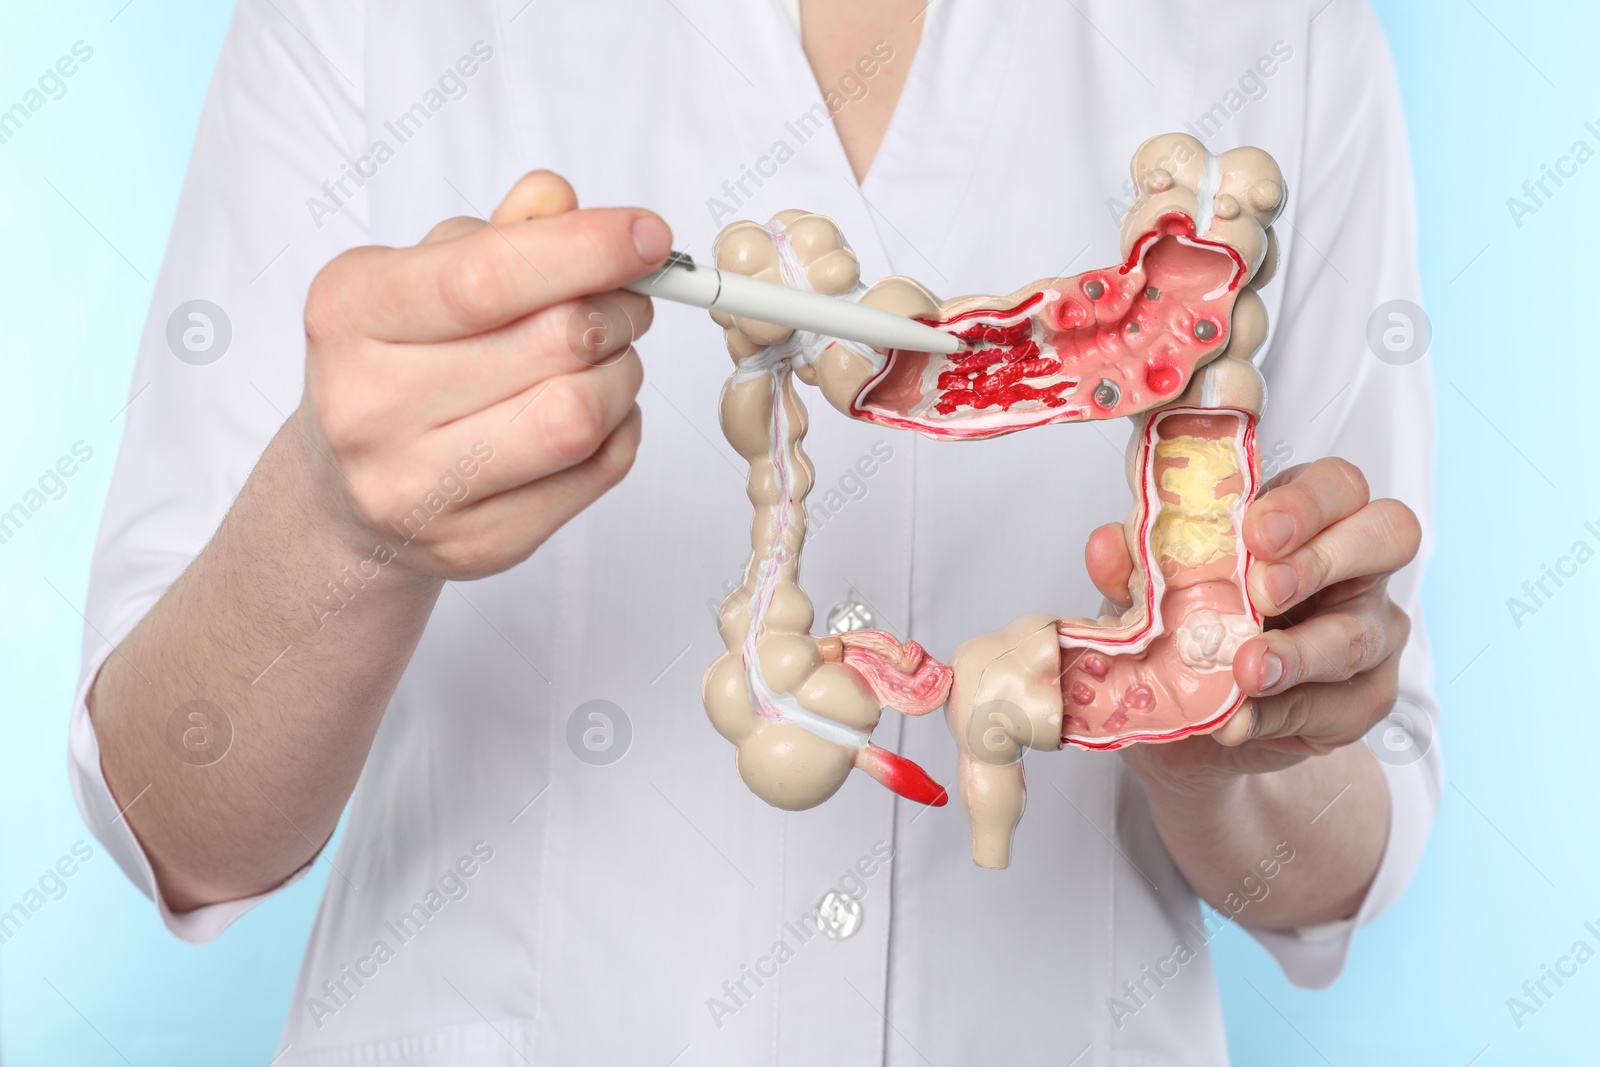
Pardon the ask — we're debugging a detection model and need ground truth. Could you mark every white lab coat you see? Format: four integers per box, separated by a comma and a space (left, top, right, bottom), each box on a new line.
69, 1, 1440, 1064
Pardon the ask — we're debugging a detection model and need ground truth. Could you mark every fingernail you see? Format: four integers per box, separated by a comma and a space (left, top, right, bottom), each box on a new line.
631, 214, 671, 263
1264, 563, 1298, 607
1259, 651, 1284, 693
1260, 511, 1293, 554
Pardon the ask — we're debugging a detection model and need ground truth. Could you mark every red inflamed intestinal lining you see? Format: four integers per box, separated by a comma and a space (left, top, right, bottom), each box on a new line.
852, 213, 1248, 442
934, 316, 1073, 416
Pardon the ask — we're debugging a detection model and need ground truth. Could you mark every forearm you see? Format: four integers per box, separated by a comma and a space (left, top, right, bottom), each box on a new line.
87, 173, 665, 913
1133, 743, 1390, 930
90, 409, 443, 911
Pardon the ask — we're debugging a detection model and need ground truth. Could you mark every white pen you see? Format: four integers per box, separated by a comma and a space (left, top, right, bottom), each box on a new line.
624, 251, 964, 356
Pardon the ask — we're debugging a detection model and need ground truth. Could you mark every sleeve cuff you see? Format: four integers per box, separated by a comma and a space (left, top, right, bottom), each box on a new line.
68, 606, 314, 945
1244, 750, 1441, 988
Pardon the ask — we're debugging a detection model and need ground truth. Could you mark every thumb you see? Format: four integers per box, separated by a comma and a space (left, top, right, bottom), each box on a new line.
1085, 522, 1134, 608
491, 169, 580, 225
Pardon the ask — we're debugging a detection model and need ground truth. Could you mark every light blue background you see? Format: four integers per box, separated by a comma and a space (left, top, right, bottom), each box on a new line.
0, 1, 1586, 1063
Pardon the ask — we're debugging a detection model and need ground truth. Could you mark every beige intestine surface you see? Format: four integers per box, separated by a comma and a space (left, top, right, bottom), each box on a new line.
701, 222, 953, 811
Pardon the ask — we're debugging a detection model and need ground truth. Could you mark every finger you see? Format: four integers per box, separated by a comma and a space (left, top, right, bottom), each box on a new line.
402, 290, 654, 423
418, 406, 642, 578
421, 216, 485, 245
1085, 522, 1134, 608
1244, 457, 1369, 561
421, 171, 575, 247
1247, 497, 1421, 615
1241, 651, 1401, 752
439, 349, 645, 496
490, 170, 579, 225
557, 289, 656, 369
1234, 593, 1411, 696
1212, 701, 1253, 747
349, 206, 672, 342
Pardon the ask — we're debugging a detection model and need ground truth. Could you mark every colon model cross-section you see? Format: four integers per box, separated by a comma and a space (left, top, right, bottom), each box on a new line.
702, 133, 1287, 867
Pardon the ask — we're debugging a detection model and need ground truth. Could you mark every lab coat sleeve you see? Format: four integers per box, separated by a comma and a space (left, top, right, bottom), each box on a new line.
1242, 0, 1442, 988
68, 0, 369, 943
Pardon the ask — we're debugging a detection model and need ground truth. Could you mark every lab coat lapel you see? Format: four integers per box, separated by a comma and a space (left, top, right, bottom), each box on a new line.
685, 0, 1032, 283
682, 0, 891, 278
858, 0, 1033, 281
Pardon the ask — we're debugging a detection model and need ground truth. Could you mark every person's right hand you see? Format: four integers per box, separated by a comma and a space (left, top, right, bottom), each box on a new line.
297, 170, 668, 580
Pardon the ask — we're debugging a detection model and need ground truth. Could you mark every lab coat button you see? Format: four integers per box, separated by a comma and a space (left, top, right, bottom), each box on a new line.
815, 889, 863, 940
826, 595, 874, 634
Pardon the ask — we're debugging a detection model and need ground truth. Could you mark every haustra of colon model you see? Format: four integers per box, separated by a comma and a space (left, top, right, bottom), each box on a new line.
702, 133, 1286, 868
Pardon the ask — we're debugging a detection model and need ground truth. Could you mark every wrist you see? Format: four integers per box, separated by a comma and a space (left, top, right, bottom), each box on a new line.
1126, 754, 1271, 864
1134, 764, 1262, 886
1122, 744, 1249, 807
275, 407, 444, 596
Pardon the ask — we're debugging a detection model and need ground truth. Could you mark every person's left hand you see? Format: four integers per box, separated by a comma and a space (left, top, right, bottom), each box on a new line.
1086, 456, 1422, 795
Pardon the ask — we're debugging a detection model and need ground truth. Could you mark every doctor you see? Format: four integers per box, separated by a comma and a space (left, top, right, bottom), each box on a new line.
72, 0, 1437, 1063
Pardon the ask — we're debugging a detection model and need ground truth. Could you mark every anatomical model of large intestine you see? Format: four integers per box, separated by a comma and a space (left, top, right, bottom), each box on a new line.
702, 133, 1286, 867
